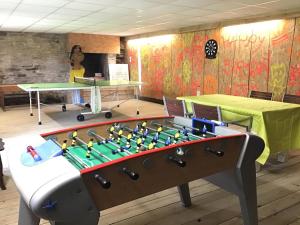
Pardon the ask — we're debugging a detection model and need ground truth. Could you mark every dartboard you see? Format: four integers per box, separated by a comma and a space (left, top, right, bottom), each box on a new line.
205, 39, 218, 59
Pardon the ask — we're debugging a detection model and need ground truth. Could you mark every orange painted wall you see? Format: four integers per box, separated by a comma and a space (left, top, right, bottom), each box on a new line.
127, 18, 300, 100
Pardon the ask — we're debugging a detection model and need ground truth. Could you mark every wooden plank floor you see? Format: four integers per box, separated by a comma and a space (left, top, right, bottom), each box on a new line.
1, 100, 300, 225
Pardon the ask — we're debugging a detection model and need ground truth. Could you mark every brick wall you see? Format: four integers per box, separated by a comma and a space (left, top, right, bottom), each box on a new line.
0, 32, 69, 84
67, 33, 120, 54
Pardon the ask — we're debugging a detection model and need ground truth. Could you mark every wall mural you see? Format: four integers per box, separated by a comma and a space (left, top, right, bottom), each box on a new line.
219, 30, 236, 95
127, 18, 300, 100
249, 32, 270, 92
191, 31, 205, 95
268, 19, 295, 101
127, 45, 138, 81
182, 32, 194, 96
203, 29, 220, 94
231, 32, 252, 97
288, 18, 300, 95
171, 34, 184, 97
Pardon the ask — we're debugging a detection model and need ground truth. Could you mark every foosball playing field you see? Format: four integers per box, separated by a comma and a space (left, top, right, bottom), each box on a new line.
9, 116, 265, 225
53, 120, 217, 171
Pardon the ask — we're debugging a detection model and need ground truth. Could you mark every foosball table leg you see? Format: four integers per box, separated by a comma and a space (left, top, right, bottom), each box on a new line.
237, 163, 258, 225
19, 197, 40, 225
177, 183, 192, 207
0, 156, 6, 190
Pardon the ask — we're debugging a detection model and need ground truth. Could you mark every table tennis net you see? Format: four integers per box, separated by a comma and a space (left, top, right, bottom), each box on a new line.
74, 77, 96, 86
74, 77, 142, 87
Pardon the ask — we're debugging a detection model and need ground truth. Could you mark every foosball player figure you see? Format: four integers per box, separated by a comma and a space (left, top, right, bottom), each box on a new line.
173, 130, 180, 144
118, 129, 123, 137
182, 127, 189, 137
71, 138, 76, 147
133, 125, 139, 137
124, 140, 131, 150
142, 128, 149, 140
152, 132, 159, 144
114, 123, 120, 130
86, 147, 91, 158
157, 125, 163, 135
202, 125, 207, 136
116, 129, 123, 144
165, 136, 171, 146
87, 138, 93, 149
148, 142, 154, 150
61, 140, 68, 155
72, 130, 78, 139
181, 127, 190, 141
127, 132, 133, 143
135, 136, 143, 153
116, 137, 121, 145
108, 126, 115, 140
126, 132, 133, 148
140, 121, 147, 132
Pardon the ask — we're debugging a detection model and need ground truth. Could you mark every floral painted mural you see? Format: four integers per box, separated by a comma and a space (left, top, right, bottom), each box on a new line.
127, 18, 300, 100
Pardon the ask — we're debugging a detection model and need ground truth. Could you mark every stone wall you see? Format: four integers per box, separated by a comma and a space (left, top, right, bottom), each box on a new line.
0, 32, 69, 84
67, 33, 120, 54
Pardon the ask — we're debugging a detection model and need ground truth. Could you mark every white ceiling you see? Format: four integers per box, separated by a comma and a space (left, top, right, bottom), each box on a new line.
0, 0, 300, 36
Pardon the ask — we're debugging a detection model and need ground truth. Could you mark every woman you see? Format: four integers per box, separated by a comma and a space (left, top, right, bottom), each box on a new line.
69, 45, 85, 83
69, 45, 85, 104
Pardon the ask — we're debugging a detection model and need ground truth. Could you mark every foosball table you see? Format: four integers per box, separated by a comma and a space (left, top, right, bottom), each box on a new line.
8, 116, 264, 225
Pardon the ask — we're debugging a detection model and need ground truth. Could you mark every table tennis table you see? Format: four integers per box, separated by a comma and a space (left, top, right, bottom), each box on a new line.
18, 78, 142, 125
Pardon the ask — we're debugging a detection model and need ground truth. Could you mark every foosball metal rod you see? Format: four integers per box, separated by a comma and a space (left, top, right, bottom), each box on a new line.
138, 123, 175, 138
73, 136, 112, 162
51, 138, 89, 168
52, 137, 112, 189
143, 124, 191, 142
151, 122, 204, 139
111, 130, 150, 149
121, 125, 166, 145
164, 120, 216, 136
88, 130, 132, 155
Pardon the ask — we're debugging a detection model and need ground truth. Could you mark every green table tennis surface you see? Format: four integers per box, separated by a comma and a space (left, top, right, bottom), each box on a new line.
65, 129, 200, 170
18, 83, 90, 90
18, 80, 142, 91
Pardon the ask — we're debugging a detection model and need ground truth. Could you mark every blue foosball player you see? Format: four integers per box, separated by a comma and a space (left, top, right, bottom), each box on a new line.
165, 136, 171, 146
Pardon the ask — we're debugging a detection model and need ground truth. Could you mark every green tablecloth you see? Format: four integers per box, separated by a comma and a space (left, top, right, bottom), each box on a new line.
178, 94, 300, 164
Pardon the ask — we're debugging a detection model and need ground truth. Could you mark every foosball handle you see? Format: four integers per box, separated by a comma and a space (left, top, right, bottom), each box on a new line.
122, 167, 139, 180
94, 174, 111, 189
168, 155, 186, 167
205, 147, 224, 157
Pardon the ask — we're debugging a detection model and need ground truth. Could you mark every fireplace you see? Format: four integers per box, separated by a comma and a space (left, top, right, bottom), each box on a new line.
82, 53, 109, 79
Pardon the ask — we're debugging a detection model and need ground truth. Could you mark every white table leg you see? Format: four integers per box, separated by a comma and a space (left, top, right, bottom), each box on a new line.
29, 91, 33, 116
136, 86, 140, 115
37, 91, 42, 125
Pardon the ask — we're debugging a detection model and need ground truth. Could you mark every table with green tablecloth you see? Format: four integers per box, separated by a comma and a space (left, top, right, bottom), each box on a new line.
178, 94, 300, 164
